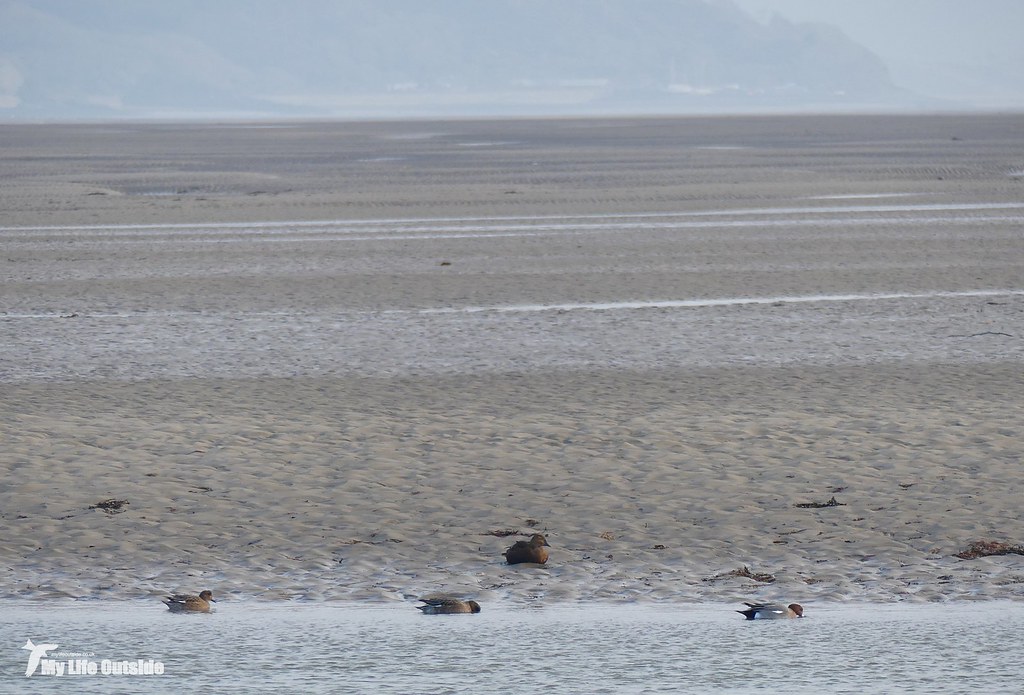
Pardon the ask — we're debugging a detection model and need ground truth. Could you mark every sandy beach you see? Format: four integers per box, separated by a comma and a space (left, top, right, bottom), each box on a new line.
1, 113, 1022, 605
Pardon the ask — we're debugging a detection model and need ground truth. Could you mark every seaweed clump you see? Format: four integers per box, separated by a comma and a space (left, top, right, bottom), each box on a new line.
703, 566, 776, 584
954, 540, 1024, 559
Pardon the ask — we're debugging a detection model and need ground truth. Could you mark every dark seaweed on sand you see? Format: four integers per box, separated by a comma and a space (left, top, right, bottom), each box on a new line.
954, 540, 1024, 559
794, 496, 846, 508
703, 566, 776, 584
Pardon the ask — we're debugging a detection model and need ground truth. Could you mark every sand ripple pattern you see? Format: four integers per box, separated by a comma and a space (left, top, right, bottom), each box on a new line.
2, 117, 1023, 604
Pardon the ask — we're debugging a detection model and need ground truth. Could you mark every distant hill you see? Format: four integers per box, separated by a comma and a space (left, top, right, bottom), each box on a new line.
0, 0, 919, 120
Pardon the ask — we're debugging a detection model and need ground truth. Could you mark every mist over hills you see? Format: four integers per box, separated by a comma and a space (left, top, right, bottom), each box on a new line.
2, 0, 922, 120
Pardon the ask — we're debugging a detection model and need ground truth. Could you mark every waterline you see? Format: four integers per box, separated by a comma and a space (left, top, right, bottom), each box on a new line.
408, 289, 1024, 315
4, 289, 1022, 320
3, 200, 1023, 234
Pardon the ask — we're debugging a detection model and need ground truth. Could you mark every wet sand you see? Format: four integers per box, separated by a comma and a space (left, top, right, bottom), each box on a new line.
1, 114, 1023, 604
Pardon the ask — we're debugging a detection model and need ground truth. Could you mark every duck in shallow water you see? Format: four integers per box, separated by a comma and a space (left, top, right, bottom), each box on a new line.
736, 602, 803, 619
163, 590, 215, 613
416, 597, 482, 614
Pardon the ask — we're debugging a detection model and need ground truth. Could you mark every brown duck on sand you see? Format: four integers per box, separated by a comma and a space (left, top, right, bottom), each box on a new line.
503, 533, 550, 565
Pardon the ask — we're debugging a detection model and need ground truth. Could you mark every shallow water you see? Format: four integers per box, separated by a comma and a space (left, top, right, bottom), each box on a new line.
3, 602, 1021, 693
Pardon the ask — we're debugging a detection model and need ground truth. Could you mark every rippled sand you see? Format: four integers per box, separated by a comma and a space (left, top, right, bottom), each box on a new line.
1, 114, 1022, 604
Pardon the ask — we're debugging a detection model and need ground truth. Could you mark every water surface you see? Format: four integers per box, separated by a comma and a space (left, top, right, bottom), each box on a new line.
3, 602, 1021, 693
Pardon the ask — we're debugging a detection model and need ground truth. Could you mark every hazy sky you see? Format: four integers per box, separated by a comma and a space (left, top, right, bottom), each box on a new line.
2, 0, 1022, 119
729, 0, 1024, 106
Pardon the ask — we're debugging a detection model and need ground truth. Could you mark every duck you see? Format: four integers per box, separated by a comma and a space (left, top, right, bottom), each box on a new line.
736, 602, 803, 620
163, 590, 215, 613
503, 533, 550, 565
416, 597, 482, 614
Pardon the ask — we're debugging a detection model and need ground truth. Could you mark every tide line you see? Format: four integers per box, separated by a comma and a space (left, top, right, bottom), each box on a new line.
3, 289, 1020, 321
413, 289, 1024, 315
2, 201, 1023, 234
